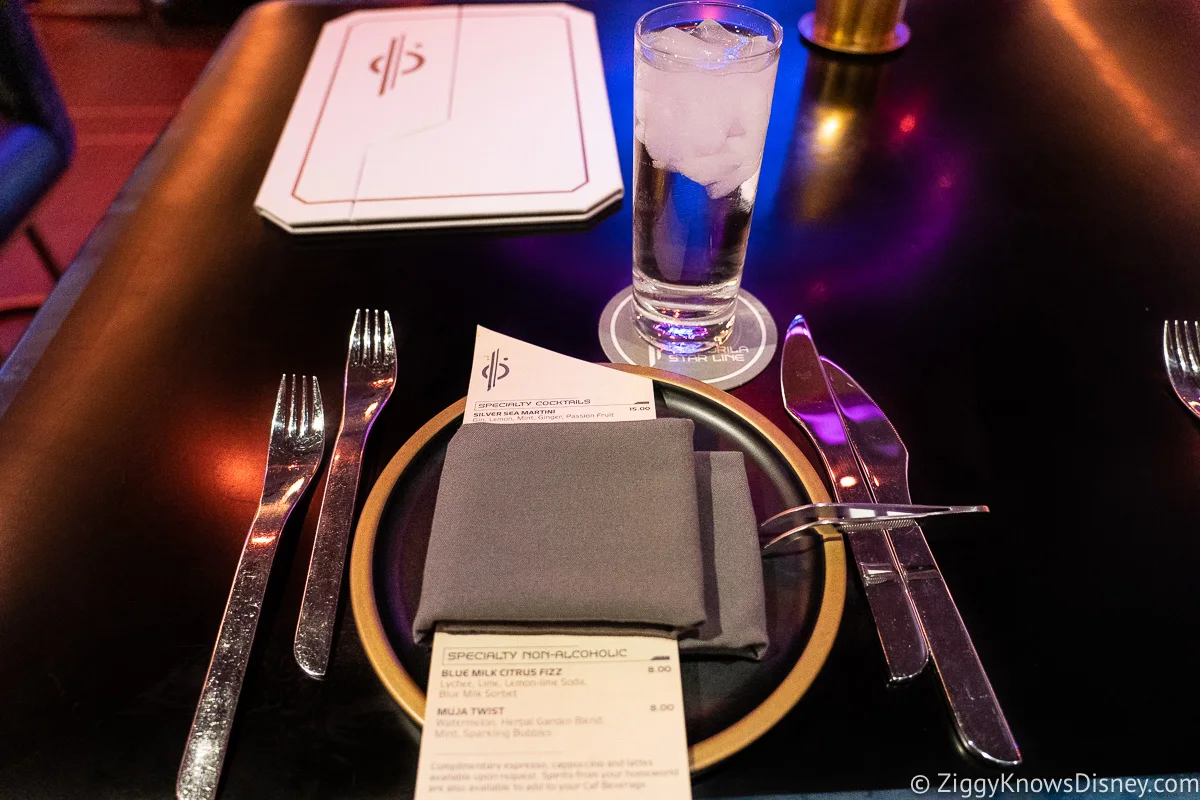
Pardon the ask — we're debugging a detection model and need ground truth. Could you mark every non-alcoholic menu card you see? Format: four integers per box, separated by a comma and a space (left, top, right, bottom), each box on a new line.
415, 633, 690, 798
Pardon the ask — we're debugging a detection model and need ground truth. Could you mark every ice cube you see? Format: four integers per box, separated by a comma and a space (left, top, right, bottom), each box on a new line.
690, 18, 748, 50
647, 21, 759, 63
742, 35, 774, 58
647, 26, 720, 60
635, 28, 781, 199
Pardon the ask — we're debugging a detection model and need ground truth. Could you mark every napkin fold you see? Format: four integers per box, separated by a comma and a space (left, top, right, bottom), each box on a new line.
412, 419, 706, 642
683, 451, 769, 659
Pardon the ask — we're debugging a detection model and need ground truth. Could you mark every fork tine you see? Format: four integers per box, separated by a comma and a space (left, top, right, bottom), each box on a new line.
1188, 322, 1198, 372
1186, 322, 1200, 374
1173, 320, 1186, 370
303, 375, 312, 436
1182, 322, 1198, 374
383, 310, 396, 362
362, 309, 372, 367
360, 309, 369, 365
363, 309, 371, 365
272, 374, 288, 424
361, 309, 369, 363
1181, 321, 1191, 369
1171, 321, 1186, 371
371, 308, 381, 363
288, 374, 298, 434
348, 309, 362, 366
357, 309, 367, 367
310, 376, 324, 434
361, 309, 371, 365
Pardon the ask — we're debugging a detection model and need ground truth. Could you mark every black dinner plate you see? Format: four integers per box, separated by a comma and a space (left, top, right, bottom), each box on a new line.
349, 366, 846, 771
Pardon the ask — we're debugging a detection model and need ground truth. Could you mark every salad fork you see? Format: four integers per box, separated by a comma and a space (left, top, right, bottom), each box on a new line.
1164, 320, 1200, 419
295, 309, 397, 678
178, 375, 325, 800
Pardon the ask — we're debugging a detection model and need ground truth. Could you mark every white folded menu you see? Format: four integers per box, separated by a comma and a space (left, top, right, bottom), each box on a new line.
255, 3, 624, 234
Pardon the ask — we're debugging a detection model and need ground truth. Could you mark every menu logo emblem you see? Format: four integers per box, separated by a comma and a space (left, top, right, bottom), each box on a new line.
482, 349, 510, 391
369, 37, 425, 96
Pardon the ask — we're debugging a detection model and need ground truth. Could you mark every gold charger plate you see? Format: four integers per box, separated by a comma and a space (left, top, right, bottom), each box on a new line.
349, 365, 846, 772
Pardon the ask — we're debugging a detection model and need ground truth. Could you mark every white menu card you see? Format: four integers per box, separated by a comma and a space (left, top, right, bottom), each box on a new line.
414, 329, 691, 799
416, 632, 691, 799
255, 4, 623, 233
464, 327, 655, 425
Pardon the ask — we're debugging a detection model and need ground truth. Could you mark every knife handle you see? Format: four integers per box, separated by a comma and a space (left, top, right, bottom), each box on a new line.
892, 525, 1021, 767
843, 528, 929, 682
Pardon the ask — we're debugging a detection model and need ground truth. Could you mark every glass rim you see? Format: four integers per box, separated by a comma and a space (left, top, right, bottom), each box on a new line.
635, 2, 784, 64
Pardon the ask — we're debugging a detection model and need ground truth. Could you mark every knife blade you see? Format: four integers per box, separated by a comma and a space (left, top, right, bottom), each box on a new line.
823, 357, 1022, 767
781, 316, 928, 682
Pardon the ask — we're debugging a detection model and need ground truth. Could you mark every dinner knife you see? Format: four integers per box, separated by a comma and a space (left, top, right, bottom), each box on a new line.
823, 357, 1022, 767
781, 315, 928, 682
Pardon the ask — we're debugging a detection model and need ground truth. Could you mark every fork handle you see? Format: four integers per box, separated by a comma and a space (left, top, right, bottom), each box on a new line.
294, 429, 366, 678
177, 507, 291, 800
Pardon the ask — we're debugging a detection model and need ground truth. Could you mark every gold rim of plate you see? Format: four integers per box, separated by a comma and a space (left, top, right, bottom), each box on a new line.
349, 365, 847, 773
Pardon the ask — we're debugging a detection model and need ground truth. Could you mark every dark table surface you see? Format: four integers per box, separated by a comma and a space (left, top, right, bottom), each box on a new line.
4, 0, 1200, 797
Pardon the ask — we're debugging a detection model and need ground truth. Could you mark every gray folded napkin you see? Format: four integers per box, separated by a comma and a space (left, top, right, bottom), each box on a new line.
682, 451, 769, 659
412, 419, 706, 642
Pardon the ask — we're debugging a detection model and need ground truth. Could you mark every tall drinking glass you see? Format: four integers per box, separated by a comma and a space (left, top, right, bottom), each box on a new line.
633, 2, 783, 353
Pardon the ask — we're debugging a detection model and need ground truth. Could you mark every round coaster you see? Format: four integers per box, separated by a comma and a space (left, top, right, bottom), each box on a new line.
598, 288, 778, 390
797, 11, 911, 56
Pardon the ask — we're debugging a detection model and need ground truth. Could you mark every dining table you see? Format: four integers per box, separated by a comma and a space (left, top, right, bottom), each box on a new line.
3, 0, 1200, 797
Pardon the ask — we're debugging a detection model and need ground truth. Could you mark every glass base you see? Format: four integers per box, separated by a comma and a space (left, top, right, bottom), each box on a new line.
632, 302, 736, 354
600, 287, 779, 390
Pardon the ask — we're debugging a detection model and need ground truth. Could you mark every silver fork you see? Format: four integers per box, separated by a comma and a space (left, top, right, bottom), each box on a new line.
294, 309, 397, 678
178, 375, 325, 800
758, 502, 989, 555
1165, 320, 1200, 419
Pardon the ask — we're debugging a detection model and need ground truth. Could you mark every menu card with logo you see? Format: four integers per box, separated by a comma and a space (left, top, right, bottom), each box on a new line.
464, 327, 655, 425
413, 329, 691, 799
416, 632, 691, 799
255, 4, 623, 233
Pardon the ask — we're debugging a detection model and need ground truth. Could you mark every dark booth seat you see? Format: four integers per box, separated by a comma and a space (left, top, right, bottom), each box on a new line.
0, 0, 75, 328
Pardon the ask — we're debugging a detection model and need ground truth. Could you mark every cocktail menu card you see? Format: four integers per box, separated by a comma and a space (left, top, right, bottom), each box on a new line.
413, 329, 691, 799
255, 4, 623, 233
465, 327, 654, 425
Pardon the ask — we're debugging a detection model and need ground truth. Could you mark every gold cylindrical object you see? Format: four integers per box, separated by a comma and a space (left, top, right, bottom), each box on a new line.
799, 0, 910, 55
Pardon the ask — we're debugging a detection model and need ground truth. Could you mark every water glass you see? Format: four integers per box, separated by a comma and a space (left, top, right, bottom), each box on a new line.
632, 2, 783, 353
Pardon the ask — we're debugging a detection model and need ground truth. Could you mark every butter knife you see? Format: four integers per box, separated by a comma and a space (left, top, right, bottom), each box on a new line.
823, 357, 1021, 767
781, 315, 928, 682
